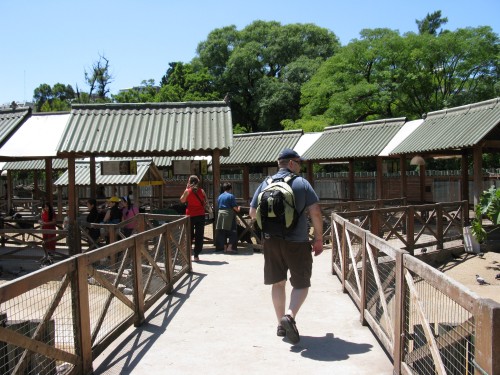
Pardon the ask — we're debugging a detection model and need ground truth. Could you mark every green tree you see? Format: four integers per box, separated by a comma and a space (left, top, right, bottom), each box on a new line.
112, 79, 159, 103
196, 21, 340, 132
300, 24, 499, 125
416, 10, 448, 35
33, 82, 75, 112
157, 62, 219, 102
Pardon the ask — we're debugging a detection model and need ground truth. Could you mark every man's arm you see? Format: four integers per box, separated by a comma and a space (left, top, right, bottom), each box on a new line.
308, 203, 324, 256
249, 207, 256, 220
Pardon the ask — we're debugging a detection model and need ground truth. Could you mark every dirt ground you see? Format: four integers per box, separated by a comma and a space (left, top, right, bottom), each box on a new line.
436, 250, 500, 303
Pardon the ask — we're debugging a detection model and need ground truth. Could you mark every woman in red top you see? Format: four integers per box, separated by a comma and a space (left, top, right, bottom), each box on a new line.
180, 175, 207, 262
39, 202, 56, 251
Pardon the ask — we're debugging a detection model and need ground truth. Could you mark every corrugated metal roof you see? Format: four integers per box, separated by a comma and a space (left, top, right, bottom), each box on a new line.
302, 118, 406, 161
2, 158, 68, 171
221, 130, 303, 165
0, 112, 69, 158
53, 160, 163, 186
390, 97, 500, 155
0, 108, 30, 148
56, 102, 233, 157
379, 119, 424, 156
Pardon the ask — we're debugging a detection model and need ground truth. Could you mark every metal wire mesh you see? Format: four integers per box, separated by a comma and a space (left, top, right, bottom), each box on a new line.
142, 232, 167, 301
87, 247, 135, 347
365, 247, 396, 343
168, 223, 189, 276
403, 270, 475, 375
345, 228, 363, 301
0, 273, 76, 374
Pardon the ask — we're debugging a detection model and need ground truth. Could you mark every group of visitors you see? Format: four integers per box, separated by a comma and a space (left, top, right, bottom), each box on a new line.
86, 192, 139, 243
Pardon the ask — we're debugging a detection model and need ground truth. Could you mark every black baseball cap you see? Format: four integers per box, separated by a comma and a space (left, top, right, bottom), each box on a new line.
278, 148, 304, 161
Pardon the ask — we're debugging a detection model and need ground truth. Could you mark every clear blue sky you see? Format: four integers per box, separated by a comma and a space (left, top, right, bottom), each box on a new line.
1, 0, 499, 105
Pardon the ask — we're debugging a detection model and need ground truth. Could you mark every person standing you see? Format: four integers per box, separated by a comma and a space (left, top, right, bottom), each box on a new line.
249, 148, 324, 344
39, 202, 57, 252
180, 175, 207, 262
86, 198, 101, 242
216, 182, 240, 253
121, 196, 139, 237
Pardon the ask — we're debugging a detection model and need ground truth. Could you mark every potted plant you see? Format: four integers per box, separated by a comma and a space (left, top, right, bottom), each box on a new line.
470, 186, 500, 248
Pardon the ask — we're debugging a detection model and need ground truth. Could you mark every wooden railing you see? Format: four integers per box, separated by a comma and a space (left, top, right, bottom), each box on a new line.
0, 213, 191, 375
331, 212, 499, 375
337, 201, 468, 255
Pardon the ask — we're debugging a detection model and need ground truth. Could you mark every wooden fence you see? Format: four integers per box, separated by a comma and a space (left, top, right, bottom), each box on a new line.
0, 213, 191, 375
331, 211, 499, 375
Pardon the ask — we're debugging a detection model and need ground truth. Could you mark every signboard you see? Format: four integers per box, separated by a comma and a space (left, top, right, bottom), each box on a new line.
101, 161, 137, 175
173, 160, 206, 175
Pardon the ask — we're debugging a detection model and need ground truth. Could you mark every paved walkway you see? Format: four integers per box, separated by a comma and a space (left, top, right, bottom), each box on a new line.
92, 246, 393, 375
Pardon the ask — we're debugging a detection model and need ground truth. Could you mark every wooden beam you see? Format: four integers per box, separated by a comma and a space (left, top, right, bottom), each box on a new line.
348, 159, 355, 200
243, 165, 249, 203
376, 157, 383, 199
90, 156, 96, 199
473, 144, 483, 206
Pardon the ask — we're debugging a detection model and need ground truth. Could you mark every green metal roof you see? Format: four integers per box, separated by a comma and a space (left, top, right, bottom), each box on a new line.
390, 98, 500, 155
221, 130, 303, 165
302, 118, 406, 161
56, 101, 233, 157
53, 160, 163, 186
0, 108, 30, 148
2, 158, 68, 171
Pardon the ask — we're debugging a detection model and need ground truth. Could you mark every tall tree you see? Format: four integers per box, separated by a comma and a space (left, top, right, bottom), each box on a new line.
196, 21, 340, 132
157, 62, 220, 102
416, 10, 448, 35
33, 82, 75, 112
83, 54, 113, 101
300, 25, 499, 125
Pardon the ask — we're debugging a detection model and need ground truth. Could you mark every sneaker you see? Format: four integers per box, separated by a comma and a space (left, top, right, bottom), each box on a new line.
280, 314, 300, 344
276, 324, 286, 337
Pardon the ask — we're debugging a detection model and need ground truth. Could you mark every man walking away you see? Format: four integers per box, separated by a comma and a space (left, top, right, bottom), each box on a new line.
249, 148, 323, 344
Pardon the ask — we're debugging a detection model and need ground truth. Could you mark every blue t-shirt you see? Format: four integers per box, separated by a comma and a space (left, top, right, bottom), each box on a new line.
250, 168, 319, 242
218, 191, 237, 209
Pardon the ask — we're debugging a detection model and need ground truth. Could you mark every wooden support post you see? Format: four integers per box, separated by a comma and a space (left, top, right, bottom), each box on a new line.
73, 256, 92, 374
341, 221, 347, 292
360, 231, 367, 325
67, 157, 80, 255
376, 157, 383, 200
461, 150, 469, 213
400, 155, 407, 201
393, 251, 405, 374
45, 158, 53, 206
307, 160, 314, 188
474, 298, 500, 375
90, 157, 96, 199
436, 203, 443, 250
243, 165, 250, 204
132, 236, 145, 326
472, 144, 483, 207
348, 159, 355, 200
406, 206, 415, 255
419, 164, 426, 203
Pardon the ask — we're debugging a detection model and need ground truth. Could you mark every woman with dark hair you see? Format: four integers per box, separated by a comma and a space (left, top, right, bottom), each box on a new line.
180, 175, 207, 262
39, 202, 56, 251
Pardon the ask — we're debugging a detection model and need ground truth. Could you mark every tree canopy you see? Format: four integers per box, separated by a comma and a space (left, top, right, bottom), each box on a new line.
299, 25, 499, 127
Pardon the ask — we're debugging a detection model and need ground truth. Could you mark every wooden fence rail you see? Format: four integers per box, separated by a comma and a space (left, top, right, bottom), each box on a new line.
0, 213, 191, 375
331, 211, 499, 375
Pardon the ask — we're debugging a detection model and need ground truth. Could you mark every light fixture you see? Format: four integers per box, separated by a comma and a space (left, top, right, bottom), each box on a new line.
410, 155, 425, 166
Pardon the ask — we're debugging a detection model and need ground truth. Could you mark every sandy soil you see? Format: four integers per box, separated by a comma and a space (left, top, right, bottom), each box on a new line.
437, 251, 500, 303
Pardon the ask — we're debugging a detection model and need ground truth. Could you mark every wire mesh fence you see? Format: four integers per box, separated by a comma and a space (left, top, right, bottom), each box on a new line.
0, 264, 77, 374
330, 210, 497, 375
0, 213, 191, 375
403, 269, 475, 375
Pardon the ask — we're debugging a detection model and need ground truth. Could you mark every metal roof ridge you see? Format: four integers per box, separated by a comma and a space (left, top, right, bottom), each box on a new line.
425, 97, 500, 119
234, 129, 303, 138
71, 101, 228, 110
324, 117, 407, 132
